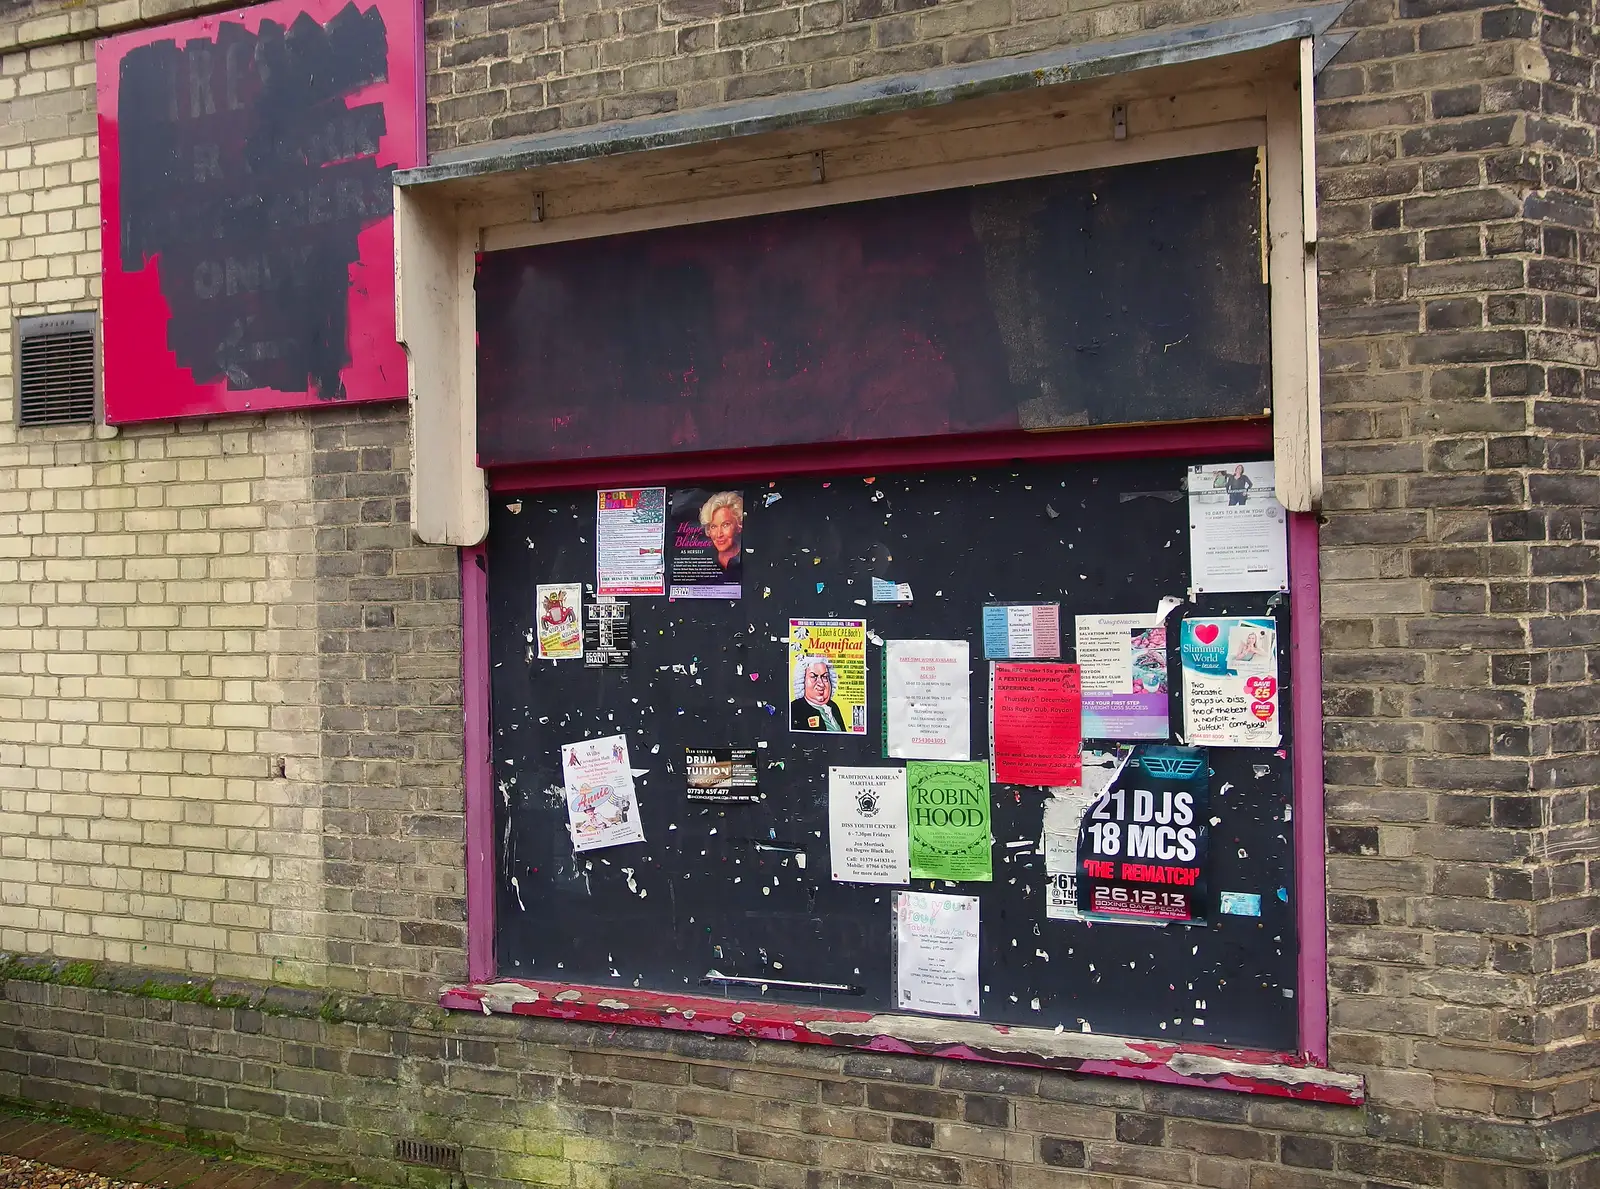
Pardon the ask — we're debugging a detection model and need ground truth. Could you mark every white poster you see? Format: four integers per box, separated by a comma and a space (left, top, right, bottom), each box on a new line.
884, 640, 971, 760
1074, 614, 1147, 691
560, 734, 646, 852
827, 767, 909, 884
1186, 461, 1288, 594
895, 891, 980, 1017
1180, 617, 1282, 747
596, 488, 667, 597
1041, 749, 1131, 922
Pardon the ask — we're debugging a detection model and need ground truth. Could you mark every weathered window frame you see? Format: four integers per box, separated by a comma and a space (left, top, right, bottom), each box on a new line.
395, 9, 1358, 1102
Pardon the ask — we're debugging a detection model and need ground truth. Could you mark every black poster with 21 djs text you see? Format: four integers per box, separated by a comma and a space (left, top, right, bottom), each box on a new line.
1076, 745, 1210, 923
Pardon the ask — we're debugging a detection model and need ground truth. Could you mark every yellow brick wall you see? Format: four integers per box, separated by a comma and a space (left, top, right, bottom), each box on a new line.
0, 34, 333, 984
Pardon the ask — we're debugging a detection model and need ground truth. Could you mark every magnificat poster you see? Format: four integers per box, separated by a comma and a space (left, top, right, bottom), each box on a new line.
98, 0, 422, 422
788, 619, 867, 734
1076, 744, 1209, 923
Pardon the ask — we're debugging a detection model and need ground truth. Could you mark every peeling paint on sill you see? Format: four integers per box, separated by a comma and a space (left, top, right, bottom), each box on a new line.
440, 979, 1364, 1104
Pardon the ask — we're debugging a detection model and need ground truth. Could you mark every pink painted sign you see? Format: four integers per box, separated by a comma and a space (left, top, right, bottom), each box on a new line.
97, 0, 421, 423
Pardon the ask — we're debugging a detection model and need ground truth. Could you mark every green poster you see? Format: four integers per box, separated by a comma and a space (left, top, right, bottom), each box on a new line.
907, 760, 992, 882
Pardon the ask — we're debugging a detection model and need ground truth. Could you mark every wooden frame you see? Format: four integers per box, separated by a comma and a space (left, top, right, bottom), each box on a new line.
396, 39, 1323, 546
448, 419, 1356, 1101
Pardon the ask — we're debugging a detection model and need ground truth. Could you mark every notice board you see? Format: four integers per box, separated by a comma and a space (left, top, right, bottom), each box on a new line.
476, 149, 1270, 468
97, 0, 421, 423
486, 455, 1301, 1052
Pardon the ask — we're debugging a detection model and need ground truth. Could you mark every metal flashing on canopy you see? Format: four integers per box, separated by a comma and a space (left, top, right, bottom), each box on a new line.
394, 1, 1351, 188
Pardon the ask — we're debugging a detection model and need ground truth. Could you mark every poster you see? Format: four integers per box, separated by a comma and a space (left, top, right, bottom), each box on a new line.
885, 640, 971, 760
871, 578, 914, 603
582, 599, 631, 668
1043, 748, 1131, 922
560, 734, 646, 852
788, 618, 867, 734
1180, 617, 1281, 747
907, 760, 992, 882
828, 767, 909, 884
989, 663, 1082, 786
1076, 744, 1209, 923
1076, 614, 1170, 740
1187, 461, 1288, 593
982, 603, 1061, 659
685, 747, 759, 803
667, 488, 743, 599
894, 891, 980, 1016
596, 488, 666, 596
535, 584, 583, 660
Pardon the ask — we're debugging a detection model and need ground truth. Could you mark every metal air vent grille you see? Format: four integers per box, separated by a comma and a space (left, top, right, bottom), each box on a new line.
17, 312, 97, 427
394, 1139, 462, 1170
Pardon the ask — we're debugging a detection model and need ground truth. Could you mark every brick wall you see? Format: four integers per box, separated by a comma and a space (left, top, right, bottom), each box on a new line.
1312, 0, 1600, 1124
0, 0, 466, 996
0, 971, 1595, 1189
2, 0, 1598, 1184
422, 0, 1300, 154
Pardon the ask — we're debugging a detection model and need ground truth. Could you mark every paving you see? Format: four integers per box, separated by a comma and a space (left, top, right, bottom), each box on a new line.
0, 1114, 362, 1189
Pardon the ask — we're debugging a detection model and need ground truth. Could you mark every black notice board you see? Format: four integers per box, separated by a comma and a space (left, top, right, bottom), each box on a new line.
487, 456, 1299, 1051
476, 149, 1270, 468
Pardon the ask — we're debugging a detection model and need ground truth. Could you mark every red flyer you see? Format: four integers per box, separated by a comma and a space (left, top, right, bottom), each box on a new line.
989, 662, 1082, 786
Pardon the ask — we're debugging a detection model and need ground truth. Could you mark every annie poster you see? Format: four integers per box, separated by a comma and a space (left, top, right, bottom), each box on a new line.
668, 489, 744, 599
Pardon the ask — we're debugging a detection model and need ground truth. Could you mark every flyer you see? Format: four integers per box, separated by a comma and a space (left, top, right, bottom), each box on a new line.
907, 760, 992, 882
534, 584, 583, 660
596, 487, 666, 597
828, 767, 909, 884
871, 578, 914, 603
1186, 461, 1288, 594
684, 747, 760, 803
1043, 748, 1131, 922
1180, 617, 1281, 747
560, 734, 646, 852
885, 640, 971, 760
667, 488, 743, 599
989, 662, 1082, 786
1075, 744, 1209, 923
788, 618, 868, 734
582, 599, 631, 668
1076, 614, 1170, 740
894, 891, 980, 1016
981, 603, 1061, 659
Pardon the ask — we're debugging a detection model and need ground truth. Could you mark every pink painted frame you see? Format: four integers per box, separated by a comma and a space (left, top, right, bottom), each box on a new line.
96, 0, 423, 424
455, 419, 1336, 1089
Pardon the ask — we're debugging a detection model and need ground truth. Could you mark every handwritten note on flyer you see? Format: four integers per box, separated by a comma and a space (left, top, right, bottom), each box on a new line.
885, 639, 971, 760
1180, 617, 1281, 747
828, 767, 909, 884
989, 662, 1082, 786
895, 891, 980, 1016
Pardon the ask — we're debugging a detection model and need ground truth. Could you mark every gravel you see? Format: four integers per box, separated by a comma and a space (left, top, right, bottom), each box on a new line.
0, 1155, 152, 1189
